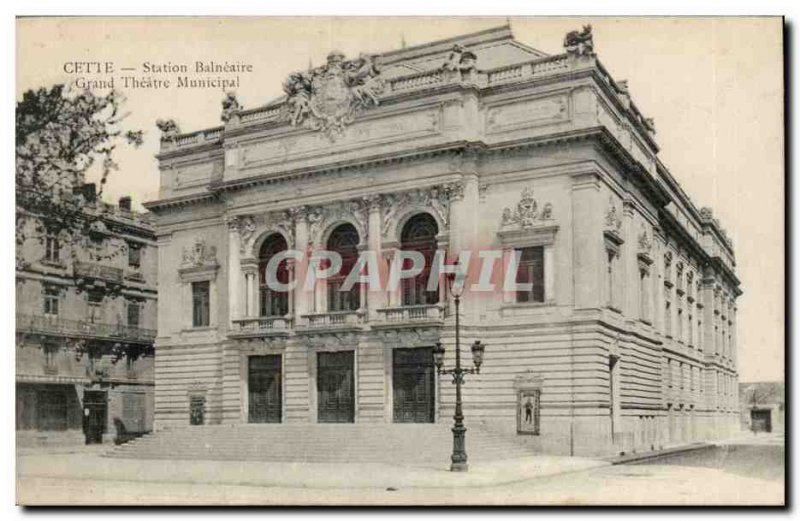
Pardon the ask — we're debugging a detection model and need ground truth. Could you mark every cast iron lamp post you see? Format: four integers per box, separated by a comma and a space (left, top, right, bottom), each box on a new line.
433, 270, 486, 472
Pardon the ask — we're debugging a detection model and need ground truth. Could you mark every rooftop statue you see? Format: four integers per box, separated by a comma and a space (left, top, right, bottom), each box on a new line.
282, 50, 385, 139
564, 25, 594, 57
155, 119, 180, 141
220, 92, 243, 123
441, 44, 478, 73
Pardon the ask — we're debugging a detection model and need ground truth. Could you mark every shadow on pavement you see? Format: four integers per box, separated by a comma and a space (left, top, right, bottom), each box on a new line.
633, 441, 785, 482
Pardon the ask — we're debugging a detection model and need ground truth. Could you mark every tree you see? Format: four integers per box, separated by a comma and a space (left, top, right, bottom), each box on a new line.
15, 84, 143, 268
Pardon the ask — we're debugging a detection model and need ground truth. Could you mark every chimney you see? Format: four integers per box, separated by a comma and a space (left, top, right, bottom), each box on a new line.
73, 183, 96, 203
119, 196, 132, 211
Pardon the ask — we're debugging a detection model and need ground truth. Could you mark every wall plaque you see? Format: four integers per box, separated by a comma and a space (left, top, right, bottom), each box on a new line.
486, 95, 568, 133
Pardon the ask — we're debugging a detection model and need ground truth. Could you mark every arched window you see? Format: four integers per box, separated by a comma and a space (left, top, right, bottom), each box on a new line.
400, 213, 439, 306
327, 223, 360, 312
259, 234, 289, 317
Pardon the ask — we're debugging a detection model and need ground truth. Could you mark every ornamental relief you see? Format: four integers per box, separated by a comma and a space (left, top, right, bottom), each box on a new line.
604, 198, 623, 234
181, 237, 218, 268
281, 51, 384, 139
307, 200, 368, 246
500, 187, 554, 230
380, 185, 454, 241
229, 211, 295, 255
638, 226, 653, 254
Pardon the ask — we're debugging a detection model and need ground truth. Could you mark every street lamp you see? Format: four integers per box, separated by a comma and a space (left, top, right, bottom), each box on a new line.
433, 268, 486, 472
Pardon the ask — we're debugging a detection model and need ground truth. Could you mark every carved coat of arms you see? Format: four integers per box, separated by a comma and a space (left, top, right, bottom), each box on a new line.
282, 51, 384, 138
501, 187, 553, 229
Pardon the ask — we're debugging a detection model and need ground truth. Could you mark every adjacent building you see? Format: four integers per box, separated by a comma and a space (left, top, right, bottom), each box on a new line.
740, 382, 784, 434
16, 188, 157, 446
145, 25, 741, 457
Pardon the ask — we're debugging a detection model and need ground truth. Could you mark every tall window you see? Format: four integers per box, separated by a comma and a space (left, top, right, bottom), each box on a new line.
327, 224, 360, 312
697, 318, 703, 351
44, 235, 60, 263
127, 243, 142, 268
192, 281, 211, 327
43, 286, 59, 317
259, 234, 290, 316
127, 300, 141, 327
639, 267, 651, 322
515, 246, 545, 303
87, 289, 103, 322
400, 213, 439, 306
664, 299, 672, 337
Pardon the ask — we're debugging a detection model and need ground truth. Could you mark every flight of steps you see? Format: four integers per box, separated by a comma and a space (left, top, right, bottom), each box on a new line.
106, 422, 539, 465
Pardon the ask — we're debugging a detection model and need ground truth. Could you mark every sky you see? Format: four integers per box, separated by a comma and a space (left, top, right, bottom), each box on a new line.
16, 17, 784, 382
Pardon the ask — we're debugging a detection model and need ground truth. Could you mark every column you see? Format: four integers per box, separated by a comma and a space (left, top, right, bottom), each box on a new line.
227, 218, 242, 324
240, 261, 258, 317
365, 195, 383, 320
622, 201, 637, 317
571, 173, 604, 309
291, 207, 310, 319
382, 248, 400, 307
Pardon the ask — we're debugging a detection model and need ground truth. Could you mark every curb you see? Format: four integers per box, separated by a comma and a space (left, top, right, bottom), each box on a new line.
607, 442, 714, 465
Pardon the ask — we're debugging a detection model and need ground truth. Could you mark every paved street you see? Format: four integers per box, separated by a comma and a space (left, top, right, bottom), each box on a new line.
16, 434, 784, 506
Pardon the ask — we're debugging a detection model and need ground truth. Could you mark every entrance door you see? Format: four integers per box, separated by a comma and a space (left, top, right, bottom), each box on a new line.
317, 351, 354, 423
83, 390, 107, 444
751, 409, 772, 433
249, 355, 282, 423
393, 347, 435, 423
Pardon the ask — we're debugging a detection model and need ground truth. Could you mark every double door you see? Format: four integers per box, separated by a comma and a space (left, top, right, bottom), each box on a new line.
317, 351, 355, 423
249, 355, 282, 423
393, 347, 435, 423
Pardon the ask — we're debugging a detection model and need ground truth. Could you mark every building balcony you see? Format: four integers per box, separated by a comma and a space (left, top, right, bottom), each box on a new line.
16, 313, 156, 345
73, 260, 123, 287
374, 304, 446, 328
297, 310, 365, 332
229, 316, 294, 338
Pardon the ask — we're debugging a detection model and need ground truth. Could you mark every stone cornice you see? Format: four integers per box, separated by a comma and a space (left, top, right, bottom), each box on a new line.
143, 192, 219, 214
209, 141, 483, 194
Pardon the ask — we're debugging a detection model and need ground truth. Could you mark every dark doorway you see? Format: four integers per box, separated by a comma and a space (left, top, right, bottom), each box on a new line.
393, 347, 435, 423
249, 355, 282, 423
83, 390, 107, 444
317, 351, 355, 423
751, 409, 772, 433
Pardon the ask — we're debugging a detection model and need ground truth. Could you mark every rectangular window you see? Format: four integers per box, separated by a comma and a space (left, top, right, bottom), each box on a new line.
128, 243, 141, 268
44, 236, 60, 263
127, 301, 140, 327
87, 290, 103, 322
43, 287, 59, 317
192, 281, 210, 327
665, 300, 672, 336
515, 246, 544, 303
698, 319, 703, 350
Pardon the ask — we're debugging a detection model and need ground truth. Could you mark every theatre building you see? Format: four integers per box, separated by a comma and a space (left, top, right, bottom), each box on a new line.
145, 25, 741, 457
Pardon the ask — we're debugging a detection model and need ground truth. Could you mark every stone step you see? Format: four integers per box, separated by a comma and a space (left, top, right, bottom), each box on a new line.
106, 422, 539, 463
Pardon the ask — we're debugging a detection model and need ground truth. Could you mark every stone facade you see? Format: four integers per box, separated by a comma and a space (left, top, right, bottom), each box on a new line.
146, 25, 741, 457
16, 193, 157, 446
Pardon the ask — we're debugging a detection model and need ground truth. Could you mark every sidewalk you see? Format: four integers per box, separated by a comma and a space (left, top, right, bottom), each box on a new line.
17, 451, 608, 490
